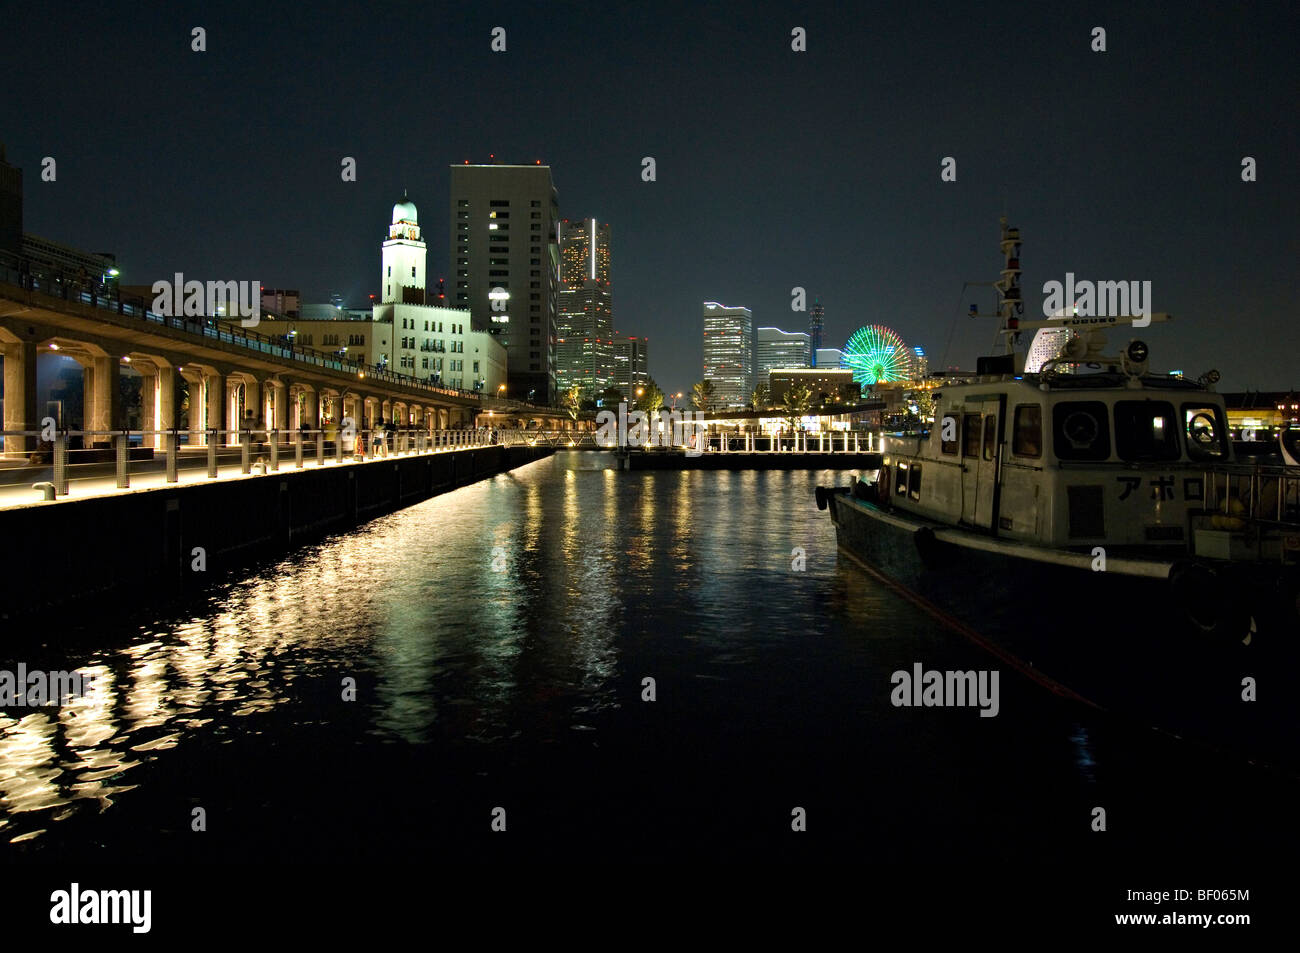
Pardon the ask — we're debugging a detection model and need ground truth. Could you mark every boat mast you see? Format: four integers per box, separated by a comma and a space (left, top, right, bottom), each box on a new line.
996, 217, 1023, 358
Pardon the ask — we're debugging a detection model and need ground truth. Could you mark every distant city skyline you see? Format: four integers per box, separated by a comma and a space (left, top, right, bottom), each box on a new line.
3, 0, 1294, 402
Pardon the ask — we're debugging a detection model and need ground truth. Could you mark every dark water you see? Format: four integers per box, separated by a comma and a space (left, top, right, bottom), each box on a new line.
2, 451, 1295, 872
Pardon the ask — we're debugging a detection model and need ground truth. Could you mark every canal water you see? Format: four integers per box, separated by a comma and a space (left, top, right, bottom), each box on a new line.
2, 451, 1295, 872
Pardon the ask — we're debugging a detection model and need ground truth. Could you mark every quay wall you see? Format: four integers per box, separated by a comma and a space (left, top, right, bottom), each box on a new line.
0, 446, 553, 614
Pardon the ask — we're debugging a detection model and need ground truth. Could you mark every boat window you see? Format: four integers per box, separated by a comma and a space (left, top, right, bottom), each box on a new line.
1115, 400, 1180, 462
909, 463, 922, 500
940, 414, 959, 455
895, 464, 909, 496
1053, 401, 1111, 461
962, 414, 982, 457
1182, 403, 1228, 461
1012, 404, 1042, 458
982, 415, 997, 460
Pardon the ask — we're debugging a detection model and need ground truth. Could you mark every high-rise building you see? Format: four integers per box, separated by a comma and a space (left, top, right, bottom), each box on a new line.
1024, 310, 1076, 374
910, 346, 929, 381
808, 300, 824, 365
702, 302, 753, 407
0, 143, 21, 256
611, 334, 649, 401
449, 161, 559, 404
556, 218, 615, 397
815, 347, 844, 369
756, 327, 811, 386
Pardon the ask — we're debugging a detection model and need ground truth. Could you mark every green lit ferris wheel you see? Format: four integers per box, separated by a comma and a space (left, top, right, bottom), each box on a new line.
843, 325, 909, 386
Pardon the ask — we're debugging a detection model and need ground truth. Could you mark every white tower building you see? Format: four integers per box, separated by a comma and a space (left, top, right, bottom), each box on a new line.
381, 196, 426, 304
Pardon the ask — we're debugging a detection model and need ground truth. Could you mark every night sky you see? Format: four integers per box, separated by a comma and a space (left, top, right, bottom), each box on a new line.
3, 0, 1296, 398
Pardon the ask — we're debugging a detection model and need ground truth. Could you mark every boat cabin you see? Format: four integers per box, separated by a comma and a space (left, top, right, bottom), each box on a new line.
880, 373, 1232, 550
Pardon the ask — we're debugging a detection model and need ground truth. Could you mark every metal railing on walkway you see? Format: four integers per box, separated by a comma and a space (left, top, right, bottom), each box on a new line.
494, 429, 876, 453
0, 426, 501, 505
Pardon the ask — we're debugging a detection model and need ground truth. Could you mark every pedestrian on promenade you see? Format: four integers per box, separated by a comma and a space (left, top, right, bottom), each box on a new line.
372, 419, 385, 457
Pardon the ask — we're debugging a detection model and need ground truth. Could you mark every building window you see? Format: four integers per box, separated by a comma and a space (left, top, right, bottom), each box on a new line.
490, 200, 510, 207
457, 200, 468, 207
411, 266, 416, 277
530, 200, 540, 207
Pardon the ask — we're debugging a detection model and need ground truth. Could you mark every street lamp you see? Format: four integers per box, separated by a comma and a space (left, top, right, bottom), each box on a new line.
635, 386, 644, 410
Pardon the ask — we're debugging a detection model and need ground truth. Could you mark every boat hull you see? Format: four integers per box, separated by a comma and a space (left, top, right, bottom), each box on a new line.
827, 489, 1299, 772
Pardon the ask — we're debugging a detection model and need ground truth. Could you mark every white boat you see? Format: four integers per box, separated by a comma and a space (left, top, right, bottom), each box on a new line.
818, 219, 1300, 768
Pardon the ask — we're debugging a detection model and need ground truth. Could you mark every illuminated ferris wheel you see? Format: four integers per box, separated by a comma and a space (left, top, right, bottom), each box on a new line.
842, 325, 910, 385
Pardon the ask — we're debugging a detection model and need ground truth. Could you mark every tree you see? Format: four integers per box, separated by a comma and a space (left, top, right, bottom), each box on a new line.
598, 385, 624, 407
562, 384, 582, 421
780, 380, 813, 431
750, 383, 770, 410
913, 389, 935, 423
690, 378, 716, 412
640, 379, 665, 416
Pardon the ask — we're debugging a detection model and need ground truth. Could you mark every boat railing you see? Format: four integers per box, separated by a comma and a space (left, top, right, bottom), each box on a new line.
1200, 462, 1300, 531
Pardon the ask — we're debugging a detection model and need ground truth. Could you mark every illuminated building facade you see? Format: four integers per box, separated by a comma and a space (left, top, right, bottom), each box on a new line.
756, 327, 810, 385
612, 333, 649, 401
702, 302, 753, 407
556, 218, 614, 396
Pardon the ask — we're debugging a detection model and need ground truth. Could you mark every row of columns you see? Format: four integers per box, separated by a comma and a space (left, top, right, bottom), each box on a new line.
1, 342, 479, 456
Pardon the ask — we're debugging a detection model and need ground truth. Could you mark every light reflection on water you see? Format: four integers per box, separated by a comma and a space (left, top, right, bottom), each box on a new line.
0, 455, 885, 845
7, 452, 1259, 862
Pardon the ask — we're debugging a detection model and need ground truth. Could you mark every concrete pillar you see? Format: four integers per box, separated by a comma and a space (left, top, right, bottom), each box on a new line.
89, 355, 121, 447
138, 366, 158, 448
206, 372, 225, 445
2, 341, 39, 456
273, 382, 289, 432
158, 366, 179, 438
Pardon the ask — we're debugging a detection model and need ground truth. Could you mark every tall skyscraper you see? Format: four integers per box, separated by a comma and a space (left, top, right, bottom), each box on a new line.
808, 300, 824, 366
755, 327, 811, 386
612, 333, 649, 401
556, 218, 614, 397
449, 161, 559, 404
702, 302, 753, 407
